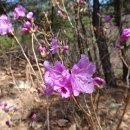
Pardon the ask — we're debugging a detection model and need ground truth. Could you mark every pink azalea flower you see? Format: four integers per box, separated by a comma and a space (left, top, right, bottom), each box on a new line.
0, 14, 12, 35
24, 21, 32, 28
93, 77, 106, 87
70, 55, 96, 96
27, 12, 33, 20
21, 28, 28, 33
115, 43, 121, 50
77, 0, 84, 4
32, 114, 37, 120
50, 37, 60, 54
68, 2, 74, 7
43, 11, 48, 17
44, 61, 72, 98
57, 10, 62, 15
43, 55, 105, 98
38, 46, 49, 57
22, 21, 32, 33
22, 21, 38, 33
63, 45, 69, 52
13, 5, 26, 20
104, 15, 111, 23
120, 28, 130, 42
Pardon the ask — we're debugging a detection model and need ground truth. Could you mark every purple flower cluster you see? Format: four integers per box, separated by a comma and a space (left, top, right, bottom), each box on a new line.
0, 14, 12, 35
0, 5, 32, 35
50, 37, 60, 54
38, 46, 50, 58
27, 12, 33, 20
0, 102, 17, 127
115, 28, 130, 49
32, 113, 37, 120
43, 11, 49, 17
0, 102, 17, 113
22, 21, 32, 33
50, 37, 69, 54
44, 55, 105, 98
120, 28, 130, 42
13, 5, 37, 33
44, 60, 72, 98
13, 5, 26, 20
77, 0, 84, 4
57, 10, 62, 15
21, 21, 38, 33
104, 15, 111, 23
38, 38, 68, 58
13, 5, 34, 21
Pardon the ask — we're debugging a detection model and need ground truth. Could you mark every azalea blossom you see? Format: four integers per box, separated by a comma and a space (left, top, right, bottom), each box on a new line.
43, 55, 105, 98
68, 2, 74, 7
115, 43, 121, 50
38, 46, 50, 57
115, 28, 130, 49
22, 21, 32, 33
93, 77, 106, 87
32, 114, 37, 120
44, 61, 72, 98
0, 14, 12, 35
120, 28, 130, 42
43, 11, 48, 17
27, 12, 33, 20
77, 0, 84, 4
22, 21, 38, 33
104, 15, 111, 23
63, 45, 69, 52
70, 55, 97, 96
57, 10, 62, 15
50, 37, 60, 54
13, 5, 26, 19
70, 55, 105, 96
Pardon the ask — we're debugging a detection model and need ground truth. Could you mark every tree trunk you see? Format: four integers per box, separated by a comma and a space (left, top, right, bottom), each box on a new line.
114, 0, 127, 81
92, 0, 116, 86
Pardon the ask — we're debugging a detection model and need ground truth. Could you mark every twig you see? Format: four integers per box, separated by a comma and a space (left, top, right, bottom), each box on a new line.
119, 53, 129, 68
55, 0, 74, 28
116, 94, 129, 130
47, 96, 50, 130
83, 95, 92, 115
31, 33, 43, 81
116, 52, 130, 130
90, 94, 103, 130
33, 34, 41, 46
72, 95, 95, 130
9, 55, 22, 95
11, 32, 36, 76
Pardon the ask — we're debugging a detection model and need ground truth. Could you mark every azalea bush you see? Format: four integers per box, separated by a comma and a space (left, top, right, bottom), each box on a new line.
1, 0, 130, 129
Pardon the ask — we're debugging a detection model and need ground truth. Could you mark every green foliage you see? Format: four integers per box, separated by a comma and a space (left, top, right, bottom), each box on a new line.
0, 36, 15, 51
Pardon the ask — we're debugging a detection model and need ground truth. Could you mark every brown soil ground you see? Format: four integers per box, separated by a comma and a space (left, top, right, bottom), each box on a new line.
0, 50, 130, 130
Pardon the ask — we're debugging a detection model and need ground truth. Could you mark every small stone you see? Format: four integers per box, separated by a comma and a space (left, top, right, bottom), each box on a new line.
57, 119, 69, 127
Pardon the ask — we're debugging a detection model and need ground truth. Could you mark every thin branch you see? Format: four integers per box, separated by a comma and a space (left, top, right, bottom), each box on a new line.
116, 94, 129, 130
31, 33, 43, 81
72, 95, 95, 130
90, 94, 103, 130
12, 32, 36, 76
